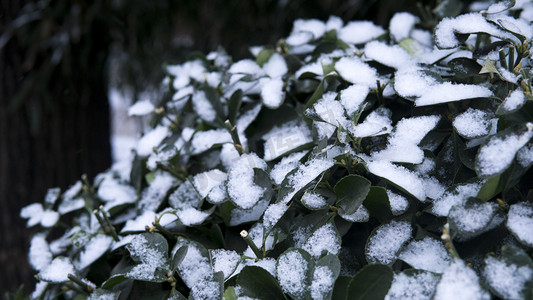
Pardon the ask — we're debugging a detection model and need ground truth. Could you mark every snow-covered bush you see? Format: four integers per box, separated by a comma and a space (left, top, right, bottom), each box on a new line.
22, 1, 533, 299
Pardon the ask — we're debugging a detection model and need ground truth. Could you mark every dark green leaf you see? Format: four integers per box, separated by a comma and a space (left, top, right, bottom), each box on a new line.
316, 254, 342, 300
304, 80, 325, 124
171, 246, 188, 272
101, 274, 129, 289
363, 186, 392, 223
476, 174, 501, 201
335, 175, 371, 215
237, 266, 286, 300
347, 264, 393, 300
332, 275, 352, 300
448, 58, 482, 78
433, 0, 463, 18
227, 89, 243, 125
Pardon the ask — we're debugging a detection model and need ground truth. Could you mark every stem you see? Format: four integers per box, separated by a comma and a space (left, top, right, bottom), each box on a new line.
508, 46, 515, 72
240, 230, 263, 259
67, 274, 94, 294
99, 206, 119, 241
499, 50, 508, 70
225, 120, 245, 155
441, 223, 460, 259
153, 221, 176, 242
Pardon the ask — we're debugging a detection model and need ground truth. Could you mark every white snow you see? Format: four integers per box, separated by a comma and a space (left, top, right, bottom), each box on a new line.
335, 57, 378, 88
302, 223, 341, 258
386, 190, 409, 215
128, 100, 155, 116
483, 256, 533, 300
431, 181, 484, 217
385, 271, 439, 300
76, 234, 113, 270
339, 21, 386, 44
276, 250, 309, 297
228, 59, 264, 76
263, 121, 312, 161
261, 77, 285, 109
507, 202, 533, 246
517, 142, 533, 167
270, 151, 306, 185
476, 123, 533, 177
372, 115, 440, 164
449, 200, 502, 239
138, 171, 178, 211
389, 12, 419, 42
340, 84, 369, 116
125, 234, 168, 281
502, 89, 526, 112
301, 191, 327, 209
435, 13, 514, 49
167, 60, 205, 89
29, 234, 52, 271
20, 203, 60, 228
39, 257, 75, 283
338, 205, 370, 222
121, 211, 157, 233
453, 108, 492, 138
136, 125, 169, 156
415, 82, 493, 106
364, 41, 415, 69
192, 90, 217, 122
434, 259, 490, 300
311, 266, 334, 300
177, 207, 211, 226
349, 108, 392, 138
211, 249, 242, 279
312, 92, 349, 128
263, 202, 290, 230
366, 221, 412, 264
190, 129, 232, 154
263, 53, 288, 78
227, 153, 268, 209
366, 160, 428, 201
174, 239, 221, 300
398, 237, 451, 273
97, 175, 136, 210
193, 169, 227, 198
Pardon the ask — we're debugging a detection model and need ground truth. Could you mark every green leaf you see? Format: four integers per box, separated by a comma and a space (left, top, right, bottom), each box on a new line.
101, 274, 129, 289
304, 80, 325, 124
237, 266, 286, 300
276, 248, 315, 299
223, 286, 238, 300
476, 174, 501, 201
433, 0, 463, 18
448, 58, 482, 78
227, 89, 243, 125
479, 59, 499, 75
485, 244, 533, 299
363, 186, 392, 223
168, 288, 187, 300
334, 175, 371, 215
399, 38, 423, 56
256, 48, 275, 67
332, 275, 352, 300
315, 254, 342, 300
448, 197, 504, 240
171, 246, 188, 272
347, 264, 393, 300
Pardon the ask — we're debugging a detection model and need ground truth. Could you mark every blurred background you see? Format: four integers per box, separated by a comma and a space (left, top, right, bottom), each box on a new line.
1, 0, 444, 294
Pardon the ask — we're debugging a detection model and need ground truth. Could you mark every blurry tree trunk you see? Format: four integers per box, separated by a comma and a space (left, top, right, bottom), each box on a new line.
0, 1, 112, 294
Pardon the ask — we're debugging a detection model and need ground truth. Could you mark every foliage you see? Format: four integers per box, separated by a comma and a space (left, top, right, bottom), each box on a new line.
21, 0, 533, 299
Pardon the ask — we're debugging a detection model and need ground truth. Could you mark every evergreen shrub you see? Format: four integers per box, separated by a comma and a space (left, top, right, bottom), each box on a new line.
21, 1, 533, 299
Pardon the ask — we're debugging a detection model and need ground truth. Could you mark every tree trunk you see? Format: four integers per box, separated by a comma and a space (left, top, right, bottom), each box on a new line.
0, 1, 111, 294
